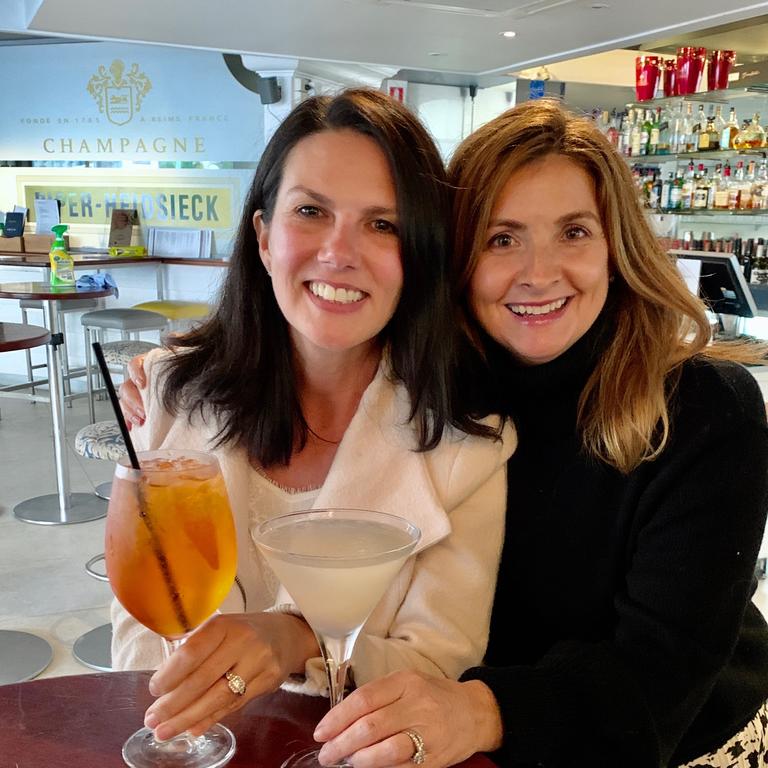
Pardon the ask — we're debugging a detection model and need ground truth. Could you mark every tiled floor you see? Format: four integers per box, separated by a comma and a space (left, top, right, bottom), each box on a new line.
0, 389, 115, 679
2, 382, 768, 682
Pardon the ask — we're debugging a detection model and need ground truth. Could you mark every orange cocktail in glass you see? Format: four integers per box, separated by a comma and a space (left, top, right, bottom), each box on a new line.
106, 449, 237, 768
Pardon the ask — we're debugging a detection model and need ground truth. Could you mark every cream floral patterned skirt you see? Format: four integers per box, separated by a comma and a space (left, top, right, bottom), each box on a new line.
677, 701, 768, 767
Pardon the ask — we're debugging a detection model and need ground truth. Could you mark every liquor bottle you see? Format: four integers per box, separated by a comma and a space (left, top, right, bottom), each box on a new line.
668, 100, 686, 154
691, 104, 706, 150
697, 107, 719, 151
713, 163, 731, 209
739, 160, 757, 210
706, 107, 720, 150
720, 107, 740, 150
670, 171, 684, 210
640, 110, 652, 156
733, 113, 766, 149
713, 106, 726, 140
661, 172, 674, 210
681, 160, 696, 210
728, 161, 745, 209
692, 165, 709, 209
606, 109, 620, 147
656, 107, 671, 155
649, 172, 663, 209
619, 111, 632, 157
683, 103, 697, 152
707, 163, 722, 209
648, 108, 662, 155
630, 111, 642, 157
751, 158, 768, 210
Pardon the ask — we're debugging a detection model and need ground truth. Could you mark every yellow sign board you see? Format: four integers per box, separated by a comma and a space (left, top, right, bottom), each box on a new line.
22, 182, 235, 228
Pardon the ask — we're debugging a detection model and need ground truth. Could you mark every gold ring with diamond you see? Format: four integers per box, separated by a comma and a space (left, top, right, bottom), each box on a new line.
404, 730, 426, 764
224, 669, 246, 696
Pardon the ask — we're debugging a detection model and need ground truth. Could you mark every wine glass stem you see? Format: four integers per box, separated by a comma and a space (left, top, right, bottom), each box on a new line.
156, 636, 206, 753
162, 637, 184, 659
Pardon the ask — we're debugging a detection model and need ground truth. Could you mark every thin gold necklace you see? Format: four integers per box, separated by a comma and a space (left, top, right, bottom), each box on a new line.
306, 423, 341, 445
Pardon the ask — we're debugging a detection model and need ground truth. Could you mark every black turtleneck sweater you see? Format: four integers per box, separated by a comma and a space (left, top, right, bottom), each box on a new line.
461, 317, 768, 767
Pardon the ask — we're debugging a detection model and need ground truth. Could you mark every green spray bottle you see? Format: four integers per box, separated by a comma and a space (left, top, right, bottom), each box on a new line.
49, 224, 74, 286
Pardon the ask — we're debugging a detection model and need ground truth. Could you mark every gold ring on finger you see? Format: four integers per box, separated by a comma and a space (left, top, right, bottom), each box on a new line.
404, 729, 426, 765
224, 669, 246, 696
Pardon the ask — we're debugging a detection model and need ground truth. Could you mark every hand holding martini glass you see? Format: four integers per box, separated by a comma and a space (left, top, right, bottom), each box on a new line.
253, 508, 420, 768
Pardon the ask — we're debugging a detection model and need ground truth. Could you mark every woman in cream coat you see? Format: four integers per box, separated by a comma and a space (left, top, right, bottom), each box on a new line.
114, 89, 514, 743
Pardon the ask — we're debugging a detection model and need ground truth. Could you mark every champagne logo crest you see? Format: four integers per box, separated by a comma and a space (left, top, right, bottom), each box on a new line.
87, 59, 152, 126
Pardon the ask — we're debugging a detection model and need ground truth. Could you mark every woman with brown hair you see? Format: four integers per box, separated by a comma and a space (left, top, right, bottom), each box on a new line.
313, 99, 768, 767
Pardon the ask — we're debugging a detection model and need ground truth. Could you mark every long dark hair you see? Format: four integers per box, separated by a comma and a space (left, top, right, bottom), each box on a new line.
159, 88, 475, 466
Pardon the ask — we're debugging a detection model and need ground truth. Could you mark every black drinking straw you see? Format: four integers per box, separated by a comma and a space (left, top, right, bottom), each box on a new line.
92, 341, 191, 633
92, 341, 141, 470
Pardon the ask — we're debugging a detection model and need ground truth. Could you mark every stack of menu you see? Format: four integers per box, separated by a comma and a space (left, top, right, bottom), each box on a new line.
146, 227, 213, 258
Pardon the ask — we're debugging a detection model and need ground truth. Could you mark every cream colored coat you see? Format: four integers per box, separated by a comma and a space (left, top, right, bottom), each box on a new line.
111, 350, 515, 694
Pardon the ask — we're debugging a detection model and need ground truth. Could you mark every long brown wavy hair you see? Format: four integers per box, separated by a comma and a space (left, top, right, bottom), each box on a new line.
449, 98, 764, 473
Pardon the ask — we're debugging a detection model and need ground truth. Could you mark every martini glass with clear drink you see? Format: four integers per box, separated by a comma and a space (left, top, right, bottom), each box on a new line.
253, 508, 421, 768
105, 449, 238, 768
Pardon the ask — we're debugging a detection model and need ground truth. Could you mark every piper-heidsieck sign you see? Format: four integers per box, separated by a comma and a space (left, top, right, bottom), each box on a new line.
1, 42, 265, 161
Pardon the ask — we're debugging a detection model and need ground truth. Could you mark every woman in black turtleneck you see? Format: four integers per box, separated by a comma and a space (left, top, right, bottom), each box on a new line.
315, 100, 768, 768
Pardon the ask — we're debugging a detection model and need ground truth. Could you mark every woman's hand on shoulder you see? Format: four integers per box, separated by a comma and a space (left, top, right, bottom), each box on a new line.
143, 612, 318, 741
314, 670, 503, 768
118, 354, 147, 429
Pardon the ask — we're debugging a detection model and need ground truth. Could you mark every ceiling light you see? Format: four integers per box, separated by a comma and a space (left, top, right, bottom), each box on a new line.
590, 2, 609, 7
428, 51, 444, 56
500, 30, 517, 38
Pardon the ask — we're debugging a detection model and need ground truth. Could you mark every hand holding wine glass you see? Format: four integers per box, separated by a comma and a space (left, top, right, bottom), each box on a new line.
143, 609, 319, 741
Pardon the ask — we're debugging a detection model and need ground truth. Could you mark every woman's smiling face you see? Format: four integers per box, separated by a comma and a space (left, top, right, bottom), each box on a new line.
255, 128, 403, 361
469, 154, 611, 365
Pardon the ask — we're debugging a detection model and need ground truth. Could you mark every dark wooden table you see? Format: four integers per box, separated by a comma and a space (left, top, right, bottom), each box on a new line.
0, 671, 497, 768
0, 321, 49, 352
0, 282, 115, 525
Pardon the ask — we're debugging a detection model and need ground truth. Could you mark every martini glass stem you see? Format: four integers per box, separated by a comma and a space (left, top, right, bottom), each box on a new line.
317, 632, 360, 707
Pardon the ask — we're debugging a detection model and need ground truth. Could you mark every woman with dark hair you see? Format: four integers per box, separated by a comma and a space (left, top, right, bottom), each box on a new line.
313, 100, 768, 767
112, 89, 514, 743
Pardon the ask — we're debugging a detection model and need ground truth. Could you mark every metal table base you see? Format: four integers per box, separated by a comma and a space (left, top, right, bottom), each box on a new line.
14, 492, 106, 525
0, 630, 53, 685
94, 481, 112, 500
73, 624, 112, 672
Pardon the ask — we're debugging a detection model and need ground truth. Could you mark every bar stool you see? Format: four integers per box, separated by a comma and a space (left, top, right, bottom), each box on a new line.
0, 631, 53, 685
71, 420, 125, 672
20, 298, 100, 397
132, 300, 211, 331
72, 555, 112, 672
81, 308, 167, 424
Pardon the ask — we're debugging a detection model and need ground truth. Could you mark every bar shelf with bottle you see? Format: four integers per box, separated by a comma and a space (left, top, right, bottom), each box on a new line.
619, 99, 767, 160
631, 149, 767, 165
653, 208, 768, 216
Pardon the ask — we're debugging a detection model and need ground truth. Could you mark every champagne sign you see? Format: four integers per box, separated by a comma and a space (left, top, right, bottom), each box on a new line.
0, 42, 265, 161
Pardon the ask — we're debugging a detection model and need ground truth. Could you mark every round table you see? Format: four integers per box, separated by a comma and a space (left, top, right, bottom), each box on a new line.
0, 671, 499, 767
0, 321, 50, 351
0, 282, 114, 525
